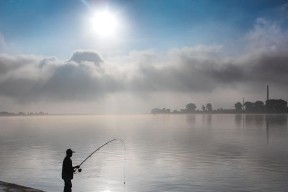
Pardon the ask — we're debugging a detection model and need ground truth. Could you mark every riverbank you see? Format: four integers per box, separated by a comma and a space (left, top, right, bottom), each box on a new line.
0, 181, 45, 192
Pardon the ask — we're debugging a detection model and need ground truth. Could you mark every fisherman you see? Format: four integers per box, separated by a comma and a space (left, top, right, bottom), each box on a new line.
62, 148, 80, 192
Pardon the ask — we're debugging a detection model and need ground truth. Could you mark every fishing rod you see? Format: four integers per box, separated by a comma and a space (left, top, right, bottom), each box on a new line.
75, 139, 126, 189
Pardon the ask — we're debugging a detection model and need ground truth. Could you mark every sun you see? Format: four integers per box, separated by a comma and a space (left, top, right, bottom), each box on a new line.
91, 9, 120, 37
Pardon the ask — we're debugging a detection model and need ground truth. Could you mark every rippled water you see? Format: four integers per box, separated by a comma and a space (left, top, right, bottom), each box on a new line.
0, 114, 288, 192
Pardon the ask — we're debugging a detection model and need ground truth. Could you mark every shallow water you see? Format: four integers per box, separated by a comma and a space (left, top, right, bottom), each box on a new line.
0, 114, 288, 192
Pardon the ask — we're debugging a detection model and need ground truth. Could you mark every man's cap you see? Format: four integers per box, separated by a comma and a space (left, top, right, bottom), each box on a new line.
66, 148, 75, 154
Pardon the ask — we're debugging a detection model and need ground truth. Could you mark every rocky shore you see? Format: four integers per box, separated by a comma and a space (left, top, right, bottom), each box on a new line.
0, 181, 45, 192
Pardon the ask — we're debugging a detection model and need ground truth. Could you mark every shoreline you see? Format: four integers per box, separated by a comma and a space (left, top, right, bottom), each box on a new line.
0, 112, 288, 117
0, 181, 45, 192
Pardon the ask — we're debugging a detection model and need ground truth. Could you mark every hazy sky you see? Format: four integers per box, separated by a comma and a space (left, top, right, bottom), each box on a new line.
0, 0, 288, 114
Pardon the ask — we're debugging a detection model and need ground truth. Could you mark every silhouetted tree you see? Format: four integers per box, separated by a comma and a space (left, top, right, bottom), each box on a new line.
266, 99, 287, 113
202, 105, 206, 112
206, 103, 212, 112
254, 101, 264, 112
151, 108, 162, 114
186, 103, 196, 112
244, 102, 254, 112
173, 110, 179, 113
235, 102, 243, 111
151, 108, 170, 114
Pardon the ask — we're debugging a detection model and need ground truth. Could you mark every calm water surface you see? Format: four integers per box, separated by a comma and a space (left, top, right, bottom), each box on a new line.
0, 114, 288, 192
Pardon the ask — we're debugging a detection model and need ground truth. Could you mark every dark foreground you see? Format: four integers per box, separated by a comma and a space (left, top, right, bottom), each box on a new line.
0, 181, 45, 192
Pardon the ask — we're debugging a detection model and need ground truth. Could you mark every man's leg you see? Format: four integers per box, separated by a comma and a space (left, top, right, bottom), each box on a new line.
64, 179, 72, 192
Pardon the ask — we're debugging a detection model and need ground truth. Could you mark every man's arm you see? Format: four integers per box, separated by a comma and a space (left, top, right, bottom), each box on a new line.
73, 165, 80, 172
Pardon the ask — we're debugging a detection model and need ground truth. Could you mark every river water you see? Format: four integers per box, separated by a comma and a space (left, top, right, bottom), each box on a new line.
0, 114, 288, 192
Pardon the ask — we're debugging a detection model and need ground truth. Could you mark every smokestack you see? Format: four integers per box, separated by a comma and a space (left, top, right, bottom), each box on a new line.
267, 85, 269, 101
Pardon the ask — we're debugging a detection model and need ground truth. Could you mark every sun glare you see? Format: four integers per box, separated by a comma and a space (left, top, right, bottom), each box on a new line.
91, 9, 120, 37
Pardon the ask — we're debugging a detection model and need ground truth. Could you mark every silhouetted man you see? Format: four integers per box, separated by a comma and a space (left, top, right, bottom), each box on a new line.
62, 148, 80, 192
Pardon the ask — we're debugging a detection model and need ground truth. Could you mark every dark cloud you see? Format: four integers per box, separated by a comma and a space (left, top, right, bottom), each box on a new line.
0, 50, 120, 103
0, 54, 38, 75
247, 52, 288, 84
0, 45, 288, 104
128, 47, 288, 95
69, 49, 103, 66
42, 63, 97, 101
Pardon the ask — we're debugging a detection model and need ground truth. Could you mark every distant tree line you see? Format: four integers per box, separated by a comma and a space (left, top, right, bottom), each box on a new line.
0, 111, 49, 116
151, 102, 215, 114
151, 99, 288, 114
235, 99, 288, 113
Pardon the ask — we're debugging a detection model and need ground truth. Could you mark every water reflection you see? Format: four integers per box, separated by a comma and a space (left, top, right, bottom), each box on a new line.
266, 115, 287, 144
265, 114, 288, 127
266, 119, 270, 144
244, 115, 265, 128
233, 114, 288, 144
235, 114, 288, 128
0, 115, 288, 192
186, 114, 196, 125
201, 114, 212, 125
234, 114, 243, 128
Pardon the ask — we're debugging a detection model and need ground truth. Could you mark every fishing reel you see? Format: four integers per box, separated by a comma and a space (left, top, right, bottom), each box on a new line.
74, 167, 82, 174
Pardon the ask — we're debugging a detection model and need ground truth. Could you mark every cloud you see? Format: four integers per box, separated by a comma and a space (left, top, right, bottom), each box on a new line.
0, 50, 122, 103
245, 17, 288, 52
0, 17, 288, 109
0, 32, 17, 54
0, 33, 12, 53
0, 33, 6, 52
1, 46, 288, 105
0, 54, 40, 76
69, 49, 103, 66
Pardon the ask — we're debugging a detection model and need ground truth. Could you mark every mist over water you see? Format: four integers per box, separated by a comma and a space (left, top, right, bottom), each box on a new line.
0, 114, 288, 192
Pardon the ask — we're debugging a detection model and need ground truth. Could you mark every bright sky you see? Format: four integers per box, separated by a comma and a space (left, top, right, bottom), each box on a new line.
0, 0, 288, 113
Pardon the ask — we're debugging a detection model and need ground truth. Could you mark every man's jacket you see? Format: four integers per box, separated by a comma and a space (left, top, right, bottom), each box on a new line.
62, 156, 74, 180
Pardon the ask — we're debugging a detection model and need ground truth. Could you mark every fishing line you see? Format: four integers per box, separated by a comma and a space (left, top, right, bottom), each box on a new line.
75, 139, 126, 192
